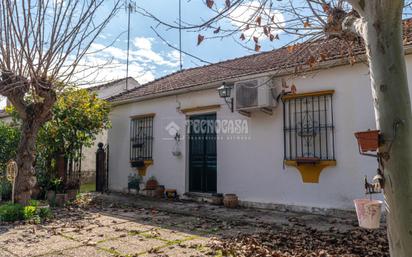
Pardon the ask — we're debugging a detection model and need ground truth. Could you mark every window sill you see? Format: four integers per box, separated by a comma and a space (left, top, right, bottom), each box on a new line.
130, 160, 153, 176
284, 160, 336, 183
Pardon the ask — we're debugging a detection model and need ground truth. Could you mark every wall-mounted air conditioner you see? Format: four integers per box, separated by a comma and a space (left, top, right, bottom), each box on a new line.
234, 77, 279, 111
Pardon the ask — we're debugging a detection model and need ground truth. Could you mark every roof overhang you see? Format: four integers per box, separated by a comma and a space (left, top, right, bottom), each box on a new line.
111, 45, 412, 107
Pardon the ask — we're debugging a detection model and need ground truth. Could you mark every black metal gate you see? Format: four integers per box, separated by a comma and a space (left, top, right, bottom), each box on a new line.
67, 147, 82, 184
96, 143, 109, 192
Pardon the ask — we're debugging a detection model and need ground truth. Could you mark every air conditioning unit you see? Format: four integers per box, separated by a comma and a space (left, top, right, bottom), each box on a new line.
235, 77, 279, 111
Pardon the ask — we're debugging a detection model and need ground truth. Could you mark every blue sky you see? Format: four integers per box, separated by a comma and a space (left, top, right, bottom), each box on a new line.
84, 0, 288, 85
0, 0, 290, 107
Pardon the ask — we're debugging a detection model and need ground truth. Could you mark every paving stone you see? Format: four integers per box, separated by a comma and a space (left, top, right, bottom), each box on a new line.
61, 224, 129, 242
92, 215, 130, 227
144, 246, 205, 257
1, 234, 81, 257
97, 235, 166, 256
60, 246, 115, 257
0, 193, 379, 257
111, 221, 156, 234
0, 249, 16, 257
144, 228, 195, 242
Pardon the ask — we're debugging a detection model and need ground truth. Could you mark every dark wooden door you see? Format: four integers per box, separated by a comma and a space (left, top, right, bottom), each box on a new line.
189, 114, 217, 193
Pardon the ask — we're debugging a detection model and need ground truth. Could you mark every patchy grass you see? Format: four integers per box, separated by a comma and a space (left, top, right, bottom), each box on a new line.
80, 183, 96, 193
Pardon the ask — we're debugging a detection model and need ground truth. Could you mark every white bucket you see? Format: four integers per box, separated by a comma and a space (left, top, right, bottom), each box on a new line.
354, 199, 383, 229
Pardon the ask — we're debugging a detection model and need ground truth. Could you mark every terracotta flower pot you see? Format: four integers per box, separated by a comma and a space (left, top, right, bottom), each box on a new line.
146, 179, 158, 190
210, 193, 224, 205
354, 130, 380, 152
55, 193, 68, 207
223, 194, 239, 208
46, 190, 56, 202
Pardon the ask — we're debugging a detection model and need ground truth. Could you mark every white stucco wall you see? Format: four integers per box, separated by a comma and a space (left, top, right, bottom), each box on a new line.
80, 78, 140, 182
107, 56, 412, 210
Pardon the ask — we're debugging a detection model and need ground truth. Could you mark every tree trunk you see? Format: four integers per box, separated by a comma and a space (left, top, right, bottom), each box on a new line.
350, 1, 412, 256
14, 117, 42, 205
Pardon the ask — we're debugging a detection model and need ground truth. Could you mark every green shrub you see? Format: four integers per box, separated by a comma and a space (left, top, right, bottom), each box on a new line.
27, 199, 39, 207
0, 201, 53, 223
38, 207, 53, 220
0, 203, 23, 222
23, 205, 37, 220
23, 202, 53, 222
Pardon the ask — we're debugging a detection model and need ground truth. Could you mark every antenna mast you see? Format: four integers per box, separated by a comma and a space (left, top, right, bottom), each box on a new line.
125, 1, 136, 90
179, 0, 182, 71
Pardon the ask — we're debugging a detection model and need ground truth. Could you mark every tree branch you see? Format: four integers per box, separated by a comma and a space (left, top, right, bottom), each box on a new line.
342, 15, 366, 38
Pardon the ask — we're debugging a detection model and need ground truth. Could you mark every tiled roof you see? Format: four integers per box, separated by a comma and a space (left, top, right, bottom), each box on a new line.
109, 23, 412, 103
87, 77, 135, 91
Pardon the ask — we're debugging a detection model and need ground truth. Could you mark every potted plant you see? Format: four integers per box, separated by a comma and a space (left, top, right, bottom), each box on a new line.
46, 178, 61, 204
210, 193, 224, 205
223, 194, 239, 208
65, 179, 80, 201
48, 178, 67, 207
146, 176, 158, 190
128, 173, 142, 194
354, 130, 380, 152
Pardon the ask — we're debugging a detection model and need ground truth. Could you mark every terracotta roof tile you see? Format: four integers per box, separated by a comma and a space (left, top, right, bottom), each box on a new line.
109, 23, 412, 103
87, 77, 136, 91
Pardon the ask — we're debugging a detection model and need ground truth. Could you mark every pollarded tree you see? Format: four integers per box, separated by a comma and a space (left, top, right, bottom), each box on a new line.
36, 88, 111, 181
0, 0, 120, 204
138, 0, 412, 256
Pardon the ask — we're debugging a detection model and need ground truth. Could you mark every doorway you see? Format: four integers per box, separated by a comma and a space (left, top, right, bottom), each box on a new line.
188, 113, 217, 193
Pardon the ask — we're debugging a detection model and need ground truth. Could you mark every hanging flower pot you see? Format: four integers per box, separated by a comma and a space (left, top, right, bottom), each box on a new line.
354, 130, 380, 153
354, 199, 383, 229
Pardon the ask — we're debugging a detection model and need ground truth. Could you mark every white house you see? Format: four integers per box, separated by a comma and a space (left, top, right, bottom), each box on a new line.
106, 38, 412, 213
80, 77, 140, 183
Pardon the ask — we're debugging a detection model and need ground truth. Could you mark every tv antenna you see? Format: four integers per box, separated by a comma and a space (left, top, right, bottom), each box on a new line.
178, 0, 183, 70
125, 1, 137, 90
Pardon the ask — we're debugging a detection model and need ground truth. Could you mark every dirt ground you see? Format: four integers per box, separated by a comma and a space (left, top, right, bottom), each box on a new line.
0, 193, 389, 257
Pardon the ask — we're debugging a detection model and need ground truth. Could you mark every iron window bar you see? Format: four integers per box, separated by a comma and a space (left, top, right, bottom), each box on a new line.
130, 115, 154, 162
282, 91, 335, 162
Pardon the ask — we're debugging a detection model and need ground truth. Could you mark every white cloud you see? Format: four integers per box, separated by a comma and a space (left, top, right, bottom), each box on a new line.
133, 37, 153, 50
167, 50, 181, 63
90, 37, 180, 68
68, 36, 179, 86
69, 54, 156, 86
228, 0, 285, 40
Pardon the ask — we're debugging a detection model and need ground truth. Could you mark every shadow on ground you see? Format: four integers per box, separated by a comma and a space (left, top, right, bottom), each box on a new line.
0, 193, 389, 257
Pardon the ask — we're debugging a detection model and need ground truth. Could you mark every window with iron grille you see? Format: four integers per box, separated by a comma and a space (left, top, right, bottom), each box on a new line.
283, 91, 335, 162
130, 115, 154, 161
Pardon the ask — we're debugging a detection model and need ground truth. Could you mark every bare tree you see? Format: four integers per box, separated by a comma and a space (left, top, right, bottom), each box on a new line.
0, 0, 120, 204
138, 0, 412, 256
